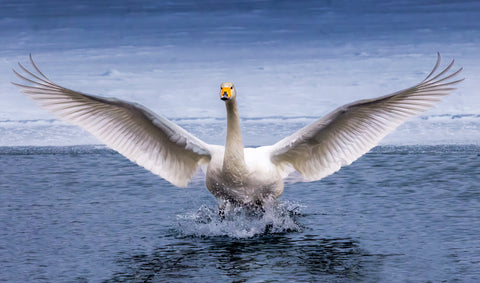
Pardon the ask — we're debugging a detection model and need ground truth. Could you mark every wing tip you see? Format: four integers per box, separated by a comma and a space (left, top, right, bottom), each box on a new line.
420, 53, 463, 89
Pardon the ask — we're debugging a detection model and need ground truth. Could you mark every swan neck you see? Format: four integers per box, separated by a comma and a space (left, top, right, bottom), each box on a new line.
223, 100, 247, 176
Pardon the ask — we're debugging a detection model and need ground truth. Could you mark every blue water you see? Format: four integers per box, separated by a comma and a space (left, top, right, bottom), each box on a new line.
1, 0, 480, 282
2, 0, 480, 128
1, 145, 479, 282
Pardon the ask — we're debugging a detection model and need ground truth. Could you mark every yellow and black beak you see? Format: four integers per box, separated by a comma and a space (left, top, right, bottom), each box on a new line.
220, 87, 231, 101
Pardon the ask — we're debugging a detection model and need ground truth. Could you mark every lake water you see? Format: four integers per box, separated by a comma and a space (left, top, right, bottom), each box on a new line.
1, 145, 479, 282
1, 0, 480, 282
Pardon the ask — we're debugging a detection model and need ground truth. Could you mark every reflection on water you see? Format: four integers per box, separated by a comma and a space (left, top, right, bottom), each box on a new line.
107, 235, 380, 282
107, 203, 383, 282
2, 145, 478, 281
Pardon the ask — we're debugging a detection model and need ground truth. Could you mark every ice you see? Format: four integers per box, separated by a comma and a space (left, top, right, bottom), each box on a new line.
1, 0, 479, 146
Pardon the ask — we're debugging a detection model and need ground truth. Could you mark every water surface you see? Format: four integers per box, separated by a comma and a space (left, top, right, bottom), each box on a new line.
1, 145, 478, 282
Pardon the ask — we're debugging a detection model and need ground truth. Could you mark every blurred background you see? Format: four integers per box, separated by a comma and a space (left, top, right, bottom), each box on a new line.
1, 0, 479, 146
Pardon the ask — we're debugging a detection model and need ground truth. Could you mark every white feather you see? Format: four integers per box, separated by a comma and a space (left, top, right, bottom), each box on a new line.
267, 53, 463, 181
13, 55, 212, 188
13, 53, 463, 206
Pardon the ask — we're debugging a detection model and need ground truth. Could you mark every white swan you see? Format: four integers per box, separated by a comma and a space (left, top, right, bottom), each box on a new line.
13, 54, 463, 208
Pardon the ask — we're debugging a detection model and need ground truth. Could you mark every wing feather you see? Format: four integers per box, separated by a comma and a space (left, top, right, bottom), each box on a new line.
13, 55, 212, 187
268, 53, 463, 181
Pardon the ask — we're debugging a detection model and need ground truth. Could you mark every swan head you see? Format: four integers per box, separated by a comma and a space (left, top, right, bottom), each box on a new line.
220, 82, 236, 101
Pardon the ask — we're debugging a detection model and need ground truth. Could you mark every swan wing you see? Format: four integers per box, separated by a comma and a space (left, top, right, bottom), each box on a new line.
13, 55, 212, 187
268, 54, 463, 181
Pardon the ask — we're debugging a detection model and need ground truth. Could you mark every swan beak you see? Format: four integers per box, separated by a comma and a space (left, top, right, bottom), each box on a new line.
220, 87, 231, 101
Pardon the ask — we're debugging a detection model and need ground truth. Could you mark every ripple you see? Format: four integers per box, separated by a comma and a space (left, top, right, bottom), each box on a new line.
107, 234, 376, 282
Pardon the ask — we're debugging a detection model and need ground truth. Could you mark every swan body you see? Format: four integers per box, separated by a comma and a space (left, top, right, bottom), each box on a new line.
13, 54, 463, 207
206, 146, 284, 206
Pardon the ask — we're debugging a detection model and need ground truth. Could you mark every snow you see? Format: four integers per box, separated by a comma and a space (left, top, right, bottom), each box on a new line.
1, 0, 479, 146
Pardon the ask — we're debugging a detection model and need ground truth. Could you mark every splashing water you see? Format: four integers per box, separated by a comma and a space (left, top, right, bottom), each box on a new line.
175, 201, 304, 238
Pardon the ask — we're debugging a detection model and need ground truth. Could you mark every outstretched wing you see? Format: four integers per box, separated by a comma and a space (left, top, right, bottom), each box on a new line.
13, 55, 212, 187
268, 53, 463, 181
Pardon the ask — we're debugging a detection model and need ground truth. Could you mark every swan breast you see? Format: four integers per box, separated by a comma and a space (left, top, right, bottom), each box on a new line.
205, 147, 284, 205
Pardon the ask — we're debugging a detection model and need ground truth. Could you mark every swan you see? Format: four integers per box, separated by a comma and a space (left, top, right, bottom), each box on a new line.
13, 54, 463, 209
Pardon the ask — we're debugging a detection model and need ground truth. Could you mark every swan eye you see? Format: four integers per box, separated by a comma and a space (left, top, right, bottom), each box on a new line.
230, 86, 233, 89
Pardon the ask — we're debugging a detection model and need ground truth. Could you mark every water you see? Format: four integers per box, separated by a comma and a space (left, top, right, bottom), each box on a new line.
1, 0, 479, 282
1, 0, 480, 133
1, 145, 479, 282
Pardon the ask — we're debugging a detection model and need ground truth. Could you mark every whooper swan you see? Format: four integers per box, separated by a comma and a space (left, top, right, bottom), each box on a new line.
13, 54, 463, 208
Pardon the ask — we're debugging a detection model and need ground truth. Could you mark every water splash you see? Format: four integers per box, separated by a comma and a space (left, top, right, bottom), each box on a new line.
175, 201, 304, 238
